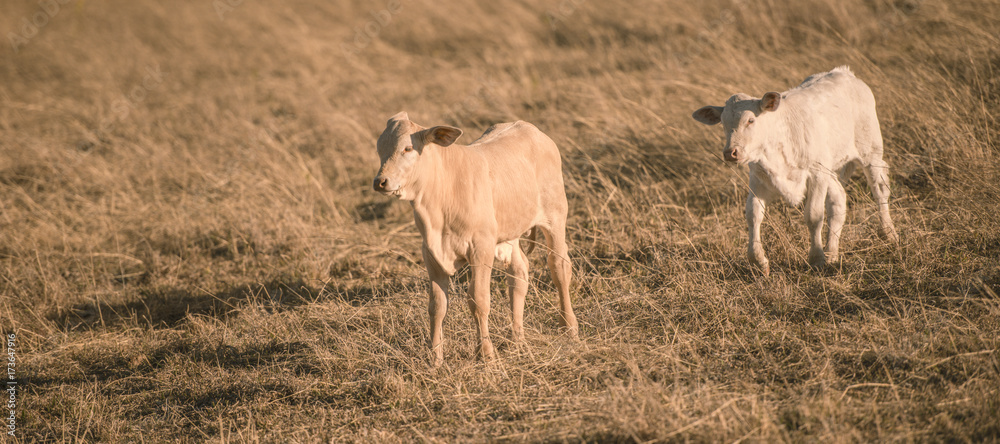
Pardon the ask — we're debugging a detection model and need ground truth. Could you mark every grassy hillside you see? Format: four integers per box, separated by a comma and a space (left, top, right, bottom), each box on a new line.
2, 0, 998, 441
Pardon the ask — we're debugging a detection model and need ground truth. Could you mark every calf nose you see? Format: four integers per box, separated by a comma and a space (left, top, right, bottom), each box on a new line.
373, 177, 389, 192
725, 148, 739, 162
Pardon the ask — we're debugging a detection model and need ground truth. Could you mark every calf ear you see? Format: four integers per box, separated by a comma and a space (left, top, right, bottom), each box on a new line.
424, 126, 463, 147
692, 106, 724, 125
387, 111, 409, 125
759, 92, 781, 113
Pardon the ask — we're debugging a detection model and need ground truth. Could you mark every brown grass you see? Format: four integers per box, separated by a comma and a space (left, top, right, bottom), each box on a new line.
2, 0, 999, 441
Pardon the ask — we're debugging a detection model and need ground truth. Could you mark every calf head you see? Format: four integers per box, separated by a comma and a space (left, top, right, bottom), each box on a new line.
372, 112, 463, 200
692, 92, 781, 164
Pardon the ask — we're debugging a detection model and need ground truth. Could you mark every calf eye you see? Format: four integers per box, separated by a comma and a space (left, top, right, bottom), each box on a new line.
403, 146, 414, 153
747, 118, 755, 125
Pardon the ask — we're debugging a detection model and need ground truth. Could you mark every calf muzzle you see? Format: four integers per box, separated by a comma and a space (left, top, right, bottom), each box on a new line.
724, 148, 739, 162
373, 176, 390, 192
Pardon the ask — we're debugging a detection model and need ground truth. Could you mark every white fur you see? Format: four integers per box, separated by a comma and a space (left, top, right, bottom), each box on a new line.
693, 66, 898, 275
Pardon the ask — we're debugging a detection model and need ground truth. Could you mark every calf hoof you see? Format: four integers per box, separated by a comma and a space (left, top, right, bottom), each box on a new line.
476, 341, 496, 361
748, 250, 770, 277
881, 227, 899, 244
429, 343, 445, 367
511, 330, 525, 344
559, 316, 579, 340
749, 258, 770, 277
808, 249, 827, 269
824, 248, 841, 265
559, 325, 579, 340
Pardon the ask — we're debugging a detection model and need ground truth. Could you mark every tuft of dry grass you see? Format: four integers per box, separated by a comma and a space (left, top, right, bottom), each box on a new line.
2, 0, 999, 441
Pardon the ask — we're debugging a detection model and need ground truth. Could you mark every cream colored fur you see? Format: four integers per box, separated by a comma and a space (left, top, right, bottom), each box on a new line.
373, 112, 578, 365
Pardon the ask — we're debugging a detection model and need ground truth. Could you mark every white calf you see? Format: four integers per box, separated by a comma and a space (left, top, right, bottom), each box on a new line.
693, 66, 898, 275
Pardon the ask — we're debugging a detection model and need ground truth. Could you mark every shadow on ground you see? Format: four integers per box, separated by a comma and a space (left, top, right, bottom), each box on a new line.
49, 277, 404, 331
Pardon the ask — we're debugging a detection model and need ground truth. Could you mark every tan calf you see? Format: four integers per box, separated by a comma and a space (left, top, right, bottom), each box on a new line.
373, 112, 578, 365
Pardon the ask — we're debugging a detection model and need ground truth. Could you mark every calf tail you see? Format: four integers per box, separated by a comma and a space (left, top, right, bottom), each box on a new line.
523, 227, 538, 255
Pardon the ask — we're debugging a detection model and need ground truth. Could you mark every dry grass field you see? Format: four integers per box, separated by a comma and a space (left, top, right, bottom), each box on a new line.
2, 0, 999, 441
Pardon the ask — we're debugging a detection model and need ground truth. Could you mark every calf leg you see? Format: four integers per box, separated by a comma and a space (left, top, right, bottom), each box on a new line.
864, 159, 899, 243
804, 180, 828, 269
423, 246, 450, 367
507, 241, 529, 343
542, 222, 578, 338
467, 242, 496, 360
825, 180, 847, 264
746, 192, 770, 276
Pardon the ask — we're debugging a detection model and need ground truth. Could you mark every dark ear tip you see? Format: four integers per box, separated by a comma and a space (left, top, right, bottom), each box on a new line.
761, 92, 781, 111
692, 107, 722, 125
428, 126, 463, 146
435, 126, 462, 137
